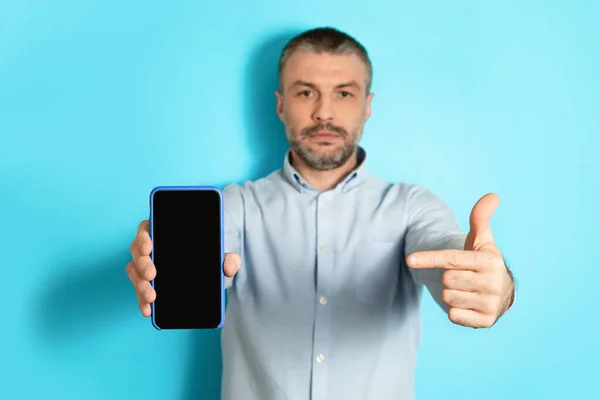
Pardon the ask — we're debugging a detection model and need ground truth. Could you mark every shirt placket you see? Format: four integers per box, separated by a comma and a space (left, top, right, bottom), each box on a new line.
310, 190, 335, 400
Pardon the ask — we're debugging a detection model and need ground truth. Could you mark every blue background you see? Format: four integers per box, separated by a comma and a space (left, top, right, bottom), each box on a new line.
1, 1, 598, 399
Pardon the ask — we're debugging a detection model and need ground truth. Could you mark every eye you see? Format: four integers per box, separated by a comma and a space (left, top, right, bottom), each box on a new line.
298, 90, 312, 97
339, 91, 353, 98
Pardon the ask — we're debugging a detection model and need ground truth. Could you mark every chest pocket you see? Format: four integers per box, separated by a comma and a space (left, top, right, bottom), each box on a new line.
352, 241, 401, 308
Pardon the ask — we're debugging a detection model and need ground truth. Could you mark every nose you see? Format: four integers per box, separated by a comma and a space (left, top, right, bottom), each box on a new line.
313, 97, 334, 122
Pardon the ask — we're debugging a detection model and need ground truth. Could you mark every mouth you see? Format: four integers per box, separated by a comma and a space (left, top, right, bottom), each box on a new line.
310, 131, 340, 141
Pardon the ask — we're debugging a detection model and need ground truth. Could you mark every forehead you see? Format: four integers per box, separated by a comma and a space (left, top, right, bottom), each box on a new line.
282, 50, 368, 91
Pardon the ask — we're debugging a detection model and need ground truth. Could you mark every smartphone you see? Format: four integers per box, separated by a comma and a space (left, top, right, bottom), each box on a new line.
148, 186, 225, 330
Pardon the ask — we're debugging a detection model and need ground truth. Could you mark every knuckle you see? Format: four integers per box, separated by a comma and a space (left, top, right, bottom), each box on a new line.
448, 308, 463, 325
139, 239, 149, 254
134, 258, 148, 277
491, 255, 504, 269
147, 288, 156, 302
483, 315, 496, 328
138, 286, 150, 303
480, 280, 492, 293
481, 278, 501, 295
136, 236, 145, 252
441, 270, 454, 287
132, 258, 141, 274
442, 289, 454, 305
445, 250, 460, 267
142, 238, 153, 255
492, 282, 504, 295
144, 263, 156, 280
466, 251, 477, 263
481, 296, 498, 315
468, 272, 479, 282
487, 279, 503, 295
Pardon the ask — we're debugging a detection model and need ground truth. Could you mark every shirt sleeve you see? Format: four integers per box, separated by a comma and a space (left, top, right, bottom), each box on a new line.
222, 183, 243, 289
403, 184, 467, 313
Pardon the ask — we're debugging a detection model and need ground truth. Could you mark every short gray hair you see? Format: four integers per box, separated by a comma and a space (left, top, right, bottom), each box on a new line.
278, 27, 373, 95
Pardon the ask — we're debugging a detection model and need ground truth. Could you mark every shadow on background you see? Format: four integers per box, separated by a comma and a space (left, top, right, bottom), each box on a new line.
32, 247, 135, 346
31, 29, 303, 400
182, 29, 301, 400
242, 29, 300, 181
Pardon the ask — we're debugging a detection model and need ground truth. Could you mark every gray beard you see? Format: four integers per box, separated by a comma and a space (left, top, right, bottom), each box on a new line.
289, 137, 358, 171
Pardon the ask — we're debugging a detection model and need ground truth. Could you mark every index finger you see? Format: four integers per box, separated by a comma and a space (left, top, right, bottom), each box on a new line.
130, 220, 152, 259
407, 249, 481, 270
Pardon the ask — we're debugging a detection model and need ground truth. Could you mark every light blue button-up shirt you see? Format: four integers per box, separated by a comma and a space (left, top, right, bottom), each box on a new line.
220, 147, 467, 400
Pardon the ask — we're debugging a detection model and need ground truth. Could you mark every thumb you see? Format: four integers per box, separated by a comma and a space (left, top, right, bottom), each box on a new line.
223, 252, 242, 277
468, 193, 499, 245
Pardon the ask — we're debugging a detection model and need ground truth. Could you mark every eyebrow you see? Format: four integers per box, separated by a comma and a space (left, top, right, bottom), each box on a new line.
291, 80, 362, 91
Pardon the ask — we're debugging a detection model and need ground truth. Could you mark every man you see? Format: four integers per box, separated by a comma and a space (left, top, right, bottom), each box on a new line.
126, 27, 515, 400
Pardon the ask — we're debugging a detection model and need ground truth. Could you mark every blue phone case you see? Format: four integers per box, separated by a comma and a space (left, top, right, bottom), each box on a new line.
148, 185, 225, 331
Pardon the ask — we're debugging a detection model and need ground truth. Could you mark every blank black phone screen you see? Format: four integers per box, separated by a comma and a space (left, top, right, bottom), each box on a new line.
150, 188, 223, 330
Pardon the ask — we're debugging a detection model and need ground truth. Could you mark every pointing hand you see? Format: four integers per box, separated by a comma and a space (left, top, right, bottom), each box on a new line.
407, 193, 515, 328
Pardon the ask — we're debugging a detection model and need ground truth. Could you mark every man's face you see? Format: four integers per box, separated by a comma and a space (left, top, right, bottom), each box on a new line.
276, 50, 373, 171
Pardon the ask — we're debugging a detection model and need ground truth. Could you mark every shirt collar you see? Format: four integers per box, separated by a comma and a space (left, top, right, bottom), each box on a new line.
282, 146, 368, 194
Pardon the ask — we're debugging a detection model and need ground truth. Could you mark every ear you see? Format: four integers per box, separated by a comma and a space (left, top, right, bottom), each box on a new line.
275, 90, 285, 123
364, 92, 374, 121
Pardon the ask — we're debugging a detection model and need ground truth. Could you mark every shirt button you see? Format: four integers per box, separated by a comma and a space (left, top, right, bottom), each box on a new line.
319, 297, 327, 305
320, 245, 329, 252
316, 354, 325, 363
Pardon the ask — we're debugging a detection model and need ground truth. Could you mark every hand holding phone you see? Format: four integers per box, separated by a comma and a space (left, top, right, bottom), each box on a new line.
125, 186, 242, 330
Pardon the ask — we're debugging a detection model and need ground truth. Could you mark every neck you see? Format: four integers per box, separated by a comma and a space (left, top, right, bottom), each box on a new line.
290, 149, 359, 191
